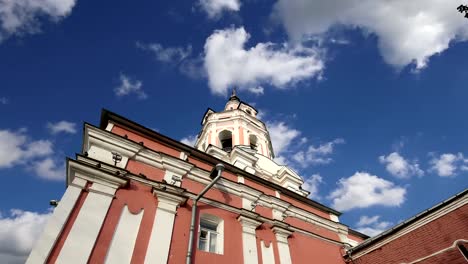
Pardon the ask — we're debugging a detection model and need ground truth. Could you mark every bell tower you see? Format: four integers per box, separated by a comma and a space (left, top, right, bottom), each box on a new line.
195, 89, 274, 158
195, 89, 308, 196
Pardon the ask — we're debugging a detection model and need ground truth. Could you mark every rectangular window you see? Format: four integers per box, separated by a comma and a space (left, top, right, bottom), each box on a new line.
198, 218, 221, 254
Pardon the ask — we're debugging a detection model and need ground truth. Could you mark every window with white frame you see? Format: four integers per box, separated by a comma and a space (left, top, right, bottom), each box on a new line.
198, 214, 223, 254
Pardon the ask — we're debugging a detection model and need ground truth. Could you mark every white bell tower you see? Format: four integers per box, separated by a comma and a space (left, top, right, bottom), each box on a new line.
195, 89, 308, 196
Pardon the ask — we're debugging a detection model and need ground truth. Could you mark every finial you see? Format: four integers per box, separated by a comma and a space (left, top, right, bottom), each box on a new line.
231, 88, 237, 98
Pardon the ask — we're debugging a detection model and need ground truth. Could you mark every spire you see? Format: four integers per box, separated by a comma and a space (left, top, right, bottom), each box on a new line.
229, 87, 240, 101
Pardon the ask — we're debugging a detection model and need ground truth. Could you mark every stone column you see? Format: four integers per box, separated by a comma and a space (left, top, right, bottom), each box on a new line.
272, 226, 293, 264
238, 216, 262, 264
144, 190, 186, 264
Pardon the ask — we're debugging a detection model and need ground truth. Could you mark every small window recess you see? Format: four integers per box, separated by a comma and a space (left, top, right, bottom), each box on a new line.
219, 130, 233, 152
198, 214, 224, 254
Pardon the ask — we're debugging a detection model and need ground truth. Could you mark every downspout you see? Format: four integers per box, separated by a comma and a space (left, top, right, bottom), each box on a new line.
186, 163, 225, 264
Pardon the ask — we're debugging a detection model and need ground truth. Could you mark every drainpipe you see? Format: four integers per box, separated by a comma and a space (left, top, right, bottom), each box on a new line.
186, 163, 225, 264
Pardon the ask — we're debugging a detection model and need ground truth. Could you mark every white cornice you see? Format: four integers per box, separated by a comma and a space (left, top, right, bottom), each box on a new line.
67, 159, 128, 190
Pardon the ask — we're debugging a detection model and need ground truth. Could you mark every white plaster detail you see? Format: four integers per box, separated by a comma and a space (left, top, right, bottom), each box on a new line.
105, 122, 115, 131
144, 190, 186, 264
272, 227, 293, 264
238, 216, 262, 264
261, 240, 275, 264
56, 183, 120, 264
105, 205, 143, 264
25, 178, 86, 264
330, 214, 339, 222
238, 175, 244, 184
275, 190, 281, 198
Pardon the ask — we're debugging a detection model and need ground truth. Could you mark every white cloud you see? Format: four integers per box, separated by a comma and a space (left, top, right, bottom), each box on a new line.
328, 172, 406, 211
0, 129, 52, 168
136, 42, 192, 63
0, 0, 76, 43
302, 174, 323, 199
292, 138, 344, 166
0, 209, 51, 263
356, 215, 392, 237
114, 73, 147, 99
0, 97, 8, 104
248, 86, 264, 95
198, 0, 241, 18
379, 152, 424, 179
273, 0, 468, 70
204, 27, 324, 95
32, 158, 63, 180
430, 153, 465, 177
180, 135, 198, 147
266, 121, 300, 161
47, 121, 76, 135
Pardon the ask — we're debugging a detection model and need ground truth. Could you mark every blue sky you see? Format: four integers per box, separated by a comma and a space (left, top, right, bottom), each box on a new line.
1, 0, 468, 261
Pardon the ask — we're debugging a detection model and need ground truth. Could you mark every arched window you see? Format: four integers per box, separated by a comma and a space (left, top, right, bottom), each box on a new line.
219, 130, 232, 152
198, 214, 224, 254
249, 135, 258, 151
246, 109, 252, 115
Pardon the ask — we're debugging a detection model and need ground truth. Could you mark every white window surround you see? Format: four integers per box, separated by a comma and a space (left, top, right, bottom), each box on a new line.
198, 214, 224, 254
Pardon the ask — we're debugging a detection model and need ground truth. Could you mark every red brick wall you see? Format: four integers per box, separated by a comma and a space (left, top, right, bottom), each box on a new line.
353, 205, 468, 264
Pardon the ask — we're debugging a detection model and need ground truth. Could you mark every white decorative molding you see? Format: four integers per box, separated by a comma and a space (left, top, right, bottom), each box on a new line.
105, 122, 114, 131
55, 181, 121, 264
104, 206, 143, 264
272, 226, 293, 264
238, 216, 262, 264
25, 178, 86, 264
144, 190, 186, 264
261, 240, 275, 264
83, 124, 143, 169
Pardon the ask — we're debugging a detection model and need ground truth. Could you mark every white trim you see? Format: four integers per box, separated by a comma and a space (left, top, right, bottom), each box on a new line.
105, 122, 114, 131
352, 194, 467, 259
104, 206, 143, 264
25, 178, 86, 264
261, 240, 275, 264
238, 216, 262, 264
144, 190, 186, 264
55, 183, 118, 264
272, 227, 293, 264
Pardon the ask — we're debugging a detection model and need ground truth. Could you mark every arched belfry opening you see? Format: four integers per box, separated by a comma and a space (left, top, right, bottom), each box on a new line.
219, 130, 233, 152
249, 135, 258, 151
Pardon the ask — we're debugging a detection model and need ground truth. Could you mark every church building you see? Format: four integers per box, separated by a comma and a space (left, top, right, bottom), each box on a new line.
26, 91, 367, 263
26, 92, 466, 264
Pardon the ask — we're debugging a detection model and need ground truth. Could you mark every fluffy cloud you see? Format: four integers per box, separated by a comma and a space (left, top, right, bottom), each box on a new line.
0, 129, 53, 168
198, 0, 241, 18
136, 42, 192, 64
267, 121, 300, 159
204, 27, 324, 95
430, 153, 466, 177
32, 158, 64, 180
180, 135, 198, 147
114, 73, 147, 99
47, 121, 76, 135
266, 121, 343, 169
329, 172, 406, 211
356, 215, 392, 237
302, 174, 323, 199
0, 209, 51, 264
292, 138, 344, 166
0, 0, 76, 43
273, 0, 468, 69
379, 152, 424, 179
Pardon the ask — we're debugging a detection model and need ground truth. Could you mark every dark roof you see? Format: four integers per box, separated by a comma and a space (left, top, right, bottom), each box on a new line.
99, 108, 343, 216
348, 188, 468, 254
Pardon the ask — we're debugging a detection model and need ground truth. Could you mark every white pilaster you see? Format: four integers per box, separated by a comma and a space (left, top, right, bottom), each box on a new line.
260, 240, 275, 264
272, 227, 293, 264
144, 190, 186, 264
56, 182, 123, 264
26, 178, 87, 264
238, 216, 262, 264
104, 205, 144, 264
